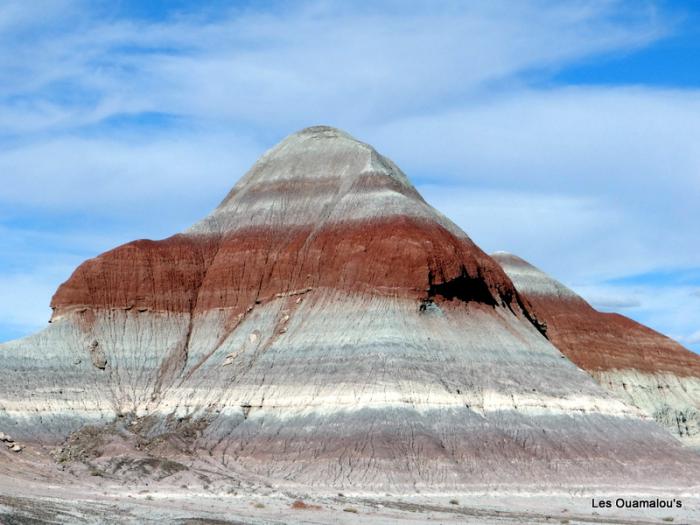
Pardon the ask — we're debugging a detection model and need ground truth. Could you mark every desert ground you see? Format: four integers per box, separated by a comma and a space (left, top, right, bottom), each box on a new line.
1, 448, 697, 525
2, 482, 698, 524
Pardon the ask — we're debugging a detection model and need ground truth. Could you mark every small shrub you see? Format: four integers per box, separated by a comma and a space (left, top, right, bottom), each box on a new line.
343, 507, 358, 514
662, 518, 674, 523
253, 502, 265, 509
449, 499, 459, 505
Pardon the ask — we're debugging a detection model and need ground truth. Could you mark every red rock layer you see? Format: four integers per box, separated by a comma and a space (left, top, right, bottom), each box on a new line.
52, 216, 522, 320
493, 253, 700, 378
531, 296, 700, 377
51, 234, 220, 315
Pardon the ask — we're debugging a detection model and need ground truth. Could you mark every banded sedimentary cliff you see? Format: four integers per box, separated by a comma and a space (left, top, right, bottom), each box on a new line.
0, 127, 698, 490
493, 252, 700, 448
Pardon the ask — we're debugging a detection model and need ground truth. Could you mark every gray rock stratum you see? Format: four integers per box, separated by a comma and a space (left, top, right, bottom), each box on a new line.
0, 126, 698, 493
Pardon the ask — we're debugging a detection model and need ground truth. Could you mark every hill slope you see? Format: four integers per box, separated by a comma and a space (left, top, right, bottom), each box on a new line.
493, 252, 700, 448
0, 127, 698, 490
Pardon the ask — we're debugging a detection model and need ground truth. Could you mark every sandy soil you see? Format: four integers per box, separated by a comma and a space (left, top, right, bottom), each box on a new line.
1, 428, 698, 524
1, 470, 698, 525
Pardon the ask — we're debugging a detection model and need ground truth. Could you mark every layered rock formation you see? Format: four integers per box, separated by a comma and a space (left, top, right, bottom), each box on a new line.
1, 126, 698, 490
493, 252, 700, 448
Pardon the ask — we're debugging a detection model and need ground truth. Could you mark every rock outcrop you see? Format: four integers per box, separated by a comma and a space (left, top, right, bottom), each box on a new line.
493, 252, 700, 448
0, 432, 21, 453
0, 127, 698, 490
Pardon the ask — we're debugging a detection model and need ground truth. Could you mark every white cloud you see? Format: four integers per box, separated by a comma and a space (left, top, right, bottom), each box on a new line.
572, 281, 700, 352
687, 331, 700, 345
581, 296, 642, 309
372, 87, 700, 282
0, 133, 261, 232
0, 224, 122, 338
0, 271, 65, 331
0, 1, 668, 134
417, 185, 626, 277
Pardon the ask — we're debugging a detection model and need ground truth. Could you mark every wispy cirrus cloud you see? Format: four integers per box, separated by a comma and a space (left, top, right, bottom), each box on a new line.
0, 0, 668, 138
572, 275, 700, 352
377, 87, 700, 282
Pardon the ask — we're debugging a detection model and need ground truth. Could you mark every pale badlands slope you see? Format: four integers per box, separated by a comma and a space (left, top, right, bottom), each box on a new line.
493, 252, 700, 448
0, 127, 698, 494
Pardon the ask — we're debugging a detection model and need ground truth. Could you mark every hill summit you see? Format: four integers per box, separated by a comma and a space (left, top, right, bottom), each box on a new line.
1, 126, 698, 492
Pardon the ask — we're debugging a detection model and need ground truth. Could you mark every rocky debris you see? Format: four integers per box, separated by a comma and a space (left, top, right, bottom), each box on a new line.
88, 340, 107, 370
222, 350, 242, 367
275, 287, 312, 298
109, 457, 188, 482
1, 431, 22, 453
418, 299, 442, 315
53, 425, 107, 464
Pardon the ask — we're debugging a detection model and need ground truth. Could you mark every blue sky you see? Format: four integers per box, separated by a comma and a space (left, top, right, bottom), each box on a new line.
0, 0, 698, 352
